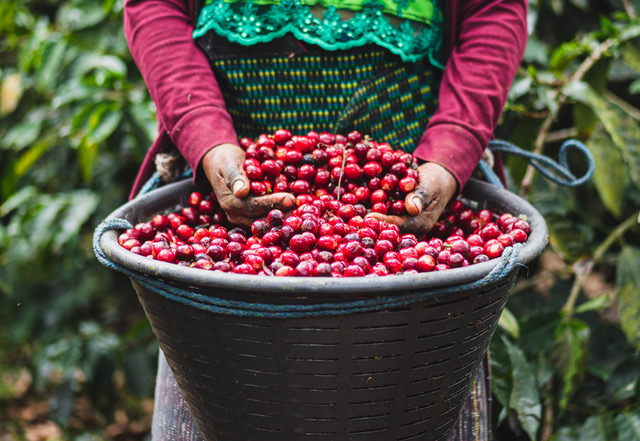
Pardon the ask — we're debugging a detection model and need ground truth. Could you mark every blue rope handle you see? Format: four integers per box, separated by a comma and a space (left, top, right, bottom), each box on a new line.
486, 138, 595, 187
93, 218, 522, 318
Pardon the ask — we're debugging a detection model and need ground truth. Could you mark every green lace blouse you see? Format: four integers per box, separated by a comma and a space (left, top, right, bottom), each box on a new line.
193, 0, 446, 68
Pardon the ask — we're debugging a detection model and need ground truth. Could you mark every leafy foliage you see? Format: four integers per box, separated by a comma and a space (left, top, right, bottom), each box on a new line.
1, 0, 639, 439
489, 0, 640, 439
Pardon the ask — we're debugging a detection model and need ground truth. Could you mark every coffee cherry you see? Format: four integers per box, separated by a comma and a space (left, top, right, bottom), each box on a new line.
119, 130, 531, 277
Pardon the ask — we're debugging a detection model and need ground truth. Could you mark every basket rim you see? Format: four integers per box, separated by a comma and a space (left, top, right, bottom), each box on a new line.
99, 178, 548, 294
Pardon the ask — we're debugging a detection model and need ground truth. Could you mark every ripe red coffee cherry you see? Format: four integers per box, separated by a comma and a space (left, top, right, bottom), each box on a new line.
477, 209, 493, 225
188, 192, 203, 208
341, 193, 358, 205
510, 228, 528, 243
289, 234, 311, 254
370, 189, 388, 205
379, 229, 400, 247
176, 224, 194, 241
417, 254, 436, 272
497, 213, 515, 229
295, 136, 314, 153
343, 240, 364, 260
285, 149, 303, 165
367, 177, 382, 191
289, 180, 311, 195
344, 264, 365, 277
388, 200, 405, 216
151, 214, 170, 231
157, 248, 177, 263
398, 176, 417, 193
484, 239, 505, 259
381, 174, 398, 192
273, 129, 292, 145
234, 263, 257, 275
257, 146, 275, 162
497, 233, 515, 248
343, 163, 363, 181
480, 224, 501, 241
513, 219, 531, 235
371, 202, 388, 214
251, 219, 270, 238
261, 159, 282, 177
381, 152, 396, 168
250, 181, 268, 196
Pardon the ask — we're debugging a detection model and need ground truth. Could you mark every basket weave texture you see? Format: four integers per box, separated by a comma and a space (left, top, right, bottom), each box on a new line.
135, 273, 515, 441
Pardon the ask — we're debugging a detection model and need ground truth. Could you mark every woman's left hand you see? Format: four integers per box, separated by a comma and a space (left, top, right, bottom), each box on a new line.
366, 162, 458, 234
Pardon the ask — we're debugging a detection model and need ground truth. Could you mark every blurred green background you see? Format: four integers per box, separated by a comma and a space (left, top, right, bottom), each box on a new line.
1, 0, 639, 439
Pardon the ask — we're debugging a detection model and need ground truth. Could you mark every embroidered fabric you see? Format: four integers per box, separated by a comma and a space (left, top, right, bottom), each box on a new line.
193, 0, 445, 66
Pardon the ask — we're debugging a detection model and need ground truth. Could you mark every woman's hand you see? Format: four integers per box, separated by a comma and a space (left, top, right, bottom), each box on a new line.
201, 143, 295, 228
367, 162, 458, 234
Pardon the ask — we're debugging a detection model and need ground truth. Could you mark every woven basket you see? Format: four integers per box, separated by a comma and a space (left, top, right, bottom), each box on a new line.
97, 178, 548, 441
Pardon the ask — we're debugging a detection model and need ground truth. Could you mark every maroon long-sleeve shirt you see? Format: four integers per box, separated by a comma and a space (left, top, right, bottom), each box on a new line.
124, 0, 528, 199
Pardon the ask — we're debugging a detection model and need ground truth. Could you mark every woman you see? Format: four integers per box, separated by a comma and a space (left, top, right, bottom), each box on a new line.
123, 0, 528, 438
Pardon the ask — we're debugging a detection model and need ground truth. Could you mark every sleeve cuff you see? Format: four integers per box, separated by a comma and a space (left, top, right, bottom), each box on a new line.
412, 123, 485, 192
171, 105, 238, 188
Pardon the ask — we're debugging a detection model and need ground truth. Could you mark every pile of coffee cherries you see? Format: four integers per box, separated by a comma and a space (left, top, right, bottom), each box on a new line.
241, 129, 418, 216
117, 130, 532, 277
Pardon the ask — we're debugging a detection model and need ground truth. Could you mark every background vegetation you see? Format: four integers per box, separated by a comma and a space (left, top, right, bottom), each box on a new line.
1, 0, 639, 439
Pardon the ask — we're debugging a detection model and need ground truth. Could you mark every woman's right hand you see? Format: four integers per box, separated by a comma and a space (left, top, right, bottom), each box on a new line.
201, 143, 296, 228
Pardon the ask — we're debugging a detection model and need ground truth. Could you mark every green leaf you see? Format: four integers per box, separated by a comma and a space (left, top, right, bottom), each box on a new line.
489, 333, 512, 413
0, 107, 46, 150
606, 353, 640, 405
0, 186, 37, 217
620, 23, 640, 42
128, 100, 158, 143
565, 81, 640, 191
550, 40, 583, 72
574, 293, 610, 314
615, 409, 640, 441
504, 335, 541, 440
88, 103, 122, 144
551, 319, 590, 411
70, 53, 127, 81
498, 307, 520, 338
587, 127, 628, 217
49, 379, 78, 427
57, 0, 109, 31
52, 83, 98, 109
523, 37, 549, 65
509, 77, 533, 101
546, 215, 591, 261
630, 78, 640, 95
78, 138, 99, 182
37, 39, 68, 92
30, 197, 66, 252
519, 310, 562, 357
11, 137, 57, 182
616, 246, 640, 350
18, 18, 49, 73
52, 191, 99, 251
579, 414, 616, 441
620, 42, 640, 73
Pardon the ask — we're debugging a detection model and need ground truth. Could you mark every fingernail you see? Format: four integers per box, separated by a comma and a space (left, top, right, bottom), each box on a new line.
282, 196, 295, 208
412, 196, 423, 212
232, 180, 244, 195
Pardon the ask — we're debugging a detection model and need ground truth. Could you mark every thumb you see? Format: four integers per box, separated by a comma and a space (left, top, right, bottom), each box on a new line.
225, 166, 250, 198
213, 144, 251, 198
405, 187, 430, 216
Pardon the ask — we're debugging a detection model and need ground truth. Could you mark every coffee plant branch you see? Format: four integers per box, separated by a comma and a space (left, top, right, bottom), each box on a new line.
519, 37, 615, 197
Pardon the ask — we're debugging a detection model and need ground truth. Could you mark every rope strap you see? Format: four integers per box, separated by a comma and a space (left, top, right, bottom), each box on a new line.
93, 219, 522, 318
487, 138, 595, 187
